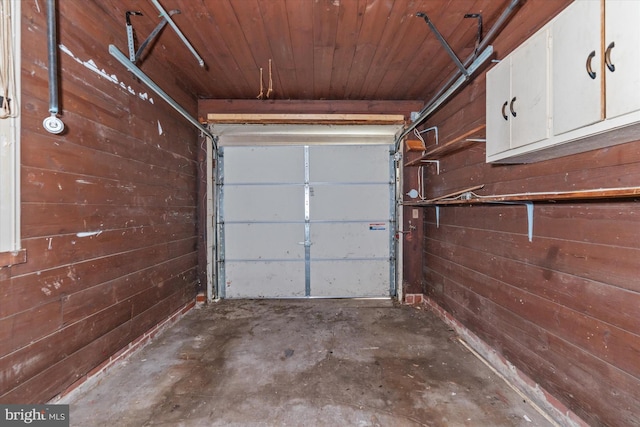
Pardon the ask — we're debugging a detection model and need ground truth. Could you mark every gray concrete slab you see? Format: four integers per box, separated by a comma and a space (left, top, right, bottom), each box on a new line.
66, 299, 554, 426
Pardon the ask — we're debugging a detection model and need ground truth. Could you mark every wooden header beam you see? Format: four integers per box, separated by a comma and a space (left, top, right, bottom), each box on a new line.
207, 113, 405, 125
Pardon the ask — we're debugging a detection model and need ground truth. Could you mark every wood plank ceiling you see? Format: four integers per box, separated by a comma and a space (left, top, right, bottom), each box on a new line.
97, 0, 513, 102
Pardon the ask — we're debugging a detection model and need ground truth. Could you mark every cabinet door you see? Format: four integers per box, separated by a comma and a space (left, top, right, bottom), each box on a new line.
510, 28, 550, 148
552, 0, 602, 136
605, 0, 640, 119
486, 58, 511, 157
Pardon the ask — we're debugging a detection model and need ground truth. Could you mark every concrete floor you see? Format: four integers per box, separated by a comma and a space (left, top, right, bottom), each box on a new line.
66, 299, 554, 426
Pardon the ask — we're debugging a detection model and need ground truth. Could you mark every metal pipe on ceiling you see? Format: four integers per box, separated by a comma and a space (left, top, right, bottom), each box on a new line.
108, 44, 216, 146
43, 0, 65, 134
398, 0, 524, 143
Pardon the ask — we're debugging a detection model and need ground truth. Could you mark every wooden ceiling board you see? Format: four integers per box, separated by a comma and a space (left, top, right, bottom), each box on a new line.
391, 0, 496, 101
92, 0, 519, 103
328, 0, 367, 99
312, 0, 341, 100
231, 0, 286, 99
358, 0, 420, 98
385, 0, 461, 100
285, 0, 315, 99
201, 0, 260, 96
343, 0, 395, 99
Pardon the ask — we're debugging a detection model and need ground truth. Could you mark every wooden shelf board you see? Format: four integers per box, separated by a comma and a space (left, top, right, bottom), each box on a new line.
404, 186, 640, 206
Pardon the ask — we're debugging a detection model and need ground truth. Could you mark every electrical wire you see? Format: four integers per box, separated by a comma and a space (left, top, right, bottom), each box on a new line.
256, 67, 264, 99
413, 128, 427, 200
0, 0, 18, 119
266, 59, 273, 99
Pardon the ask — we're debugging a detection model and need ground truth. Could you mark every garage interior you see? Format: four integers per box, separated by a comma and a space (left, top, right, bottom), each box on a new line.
1, 0, 639, 426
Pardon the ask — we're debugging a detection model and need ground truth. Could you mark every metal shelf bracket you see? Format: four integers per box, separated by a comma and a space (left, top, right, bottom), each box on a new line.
489, 201, 534, 241
420, 160, 440, 175
432, 201, 533, 240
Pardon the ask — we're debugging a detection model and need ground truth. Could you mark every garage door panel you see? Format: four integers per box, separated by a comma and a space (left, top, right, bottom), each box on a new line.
310, 184, 390, 221
224, 185, 304, 222
224, 146, 304, 183
309, 145, 390, 182
310, 223, 389, 258
310, 260, 389, 297
219, 141, 394, 299
225, 261, 306, 298
225, 223, 304, 260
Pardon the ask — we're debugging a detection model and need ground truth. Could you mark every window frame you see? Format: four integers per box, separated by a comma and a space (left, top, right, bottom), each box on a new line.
0, 0, 24, 267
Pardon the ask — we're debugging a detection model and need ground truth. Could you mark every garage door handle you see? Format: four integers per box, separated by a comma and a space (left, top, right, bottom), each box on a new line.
298, 241, 313, 246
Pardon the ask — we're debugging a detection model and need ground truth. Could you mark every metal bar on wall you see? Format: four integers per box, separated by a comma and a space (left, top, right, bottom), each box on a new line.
108, 44, 215, 144
304, 146, 311, 297
398, 0, 524, 143
216, 148, 226, 299
388, 146, 397, 297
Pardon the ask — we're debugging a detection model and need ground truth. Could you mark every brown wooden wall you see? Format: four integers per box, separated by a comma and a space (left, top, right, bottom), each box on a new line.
0, 1, 200, 403
415, 1, 640, 425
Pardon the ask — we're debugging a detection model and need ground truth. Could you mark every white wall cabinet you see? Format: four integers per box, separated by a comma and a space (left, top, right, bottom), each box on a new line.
486, 0, 640, 163
605, 0, 640, 120
551, 0, 602, 136
486, 29, 550, 157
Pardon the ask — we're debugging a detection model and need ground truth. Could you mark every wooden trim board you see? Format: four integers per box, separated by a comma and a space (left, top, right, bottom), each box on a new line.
207, 113, 406, 125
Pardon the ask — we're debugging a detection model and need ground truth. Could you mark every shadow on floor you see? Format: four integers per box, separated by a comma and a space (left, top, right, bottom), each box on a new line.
66, 299, 554, 426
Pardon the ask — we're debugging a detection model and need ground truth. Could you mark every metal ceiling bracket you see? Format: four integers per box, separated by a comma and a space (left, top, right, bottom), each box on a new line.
396, 45, 493, 146
464, 13, 483, 57
125, 9, 180, 65
150, 0, 205, 67
416, 12, 468, 77
398, 0, 524, 143
125, 11, 143, 62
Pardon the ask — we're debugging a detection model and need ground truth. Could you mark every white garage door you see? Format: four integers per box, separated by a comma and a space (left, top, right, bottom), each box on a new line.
215, 126, 398, 299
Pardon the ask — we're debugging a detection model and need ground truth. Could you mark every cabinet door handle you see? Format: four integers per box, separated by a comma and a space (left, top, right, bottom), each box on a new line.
586, 50, 597, 79
509, 97, 517, 117
605, 41, 615, 72
501, 101, 509, 120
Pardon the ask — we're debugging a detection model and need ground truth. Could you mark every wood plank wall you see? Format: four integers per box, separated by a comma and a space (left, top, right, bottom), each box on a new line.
417, 1, 640, 425
0, 1, 200, 402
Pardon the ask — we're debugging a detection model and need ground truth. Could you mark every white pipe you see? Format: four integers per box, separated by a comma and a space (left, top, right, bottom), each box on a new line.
43, 0, 64, 134
108, 44, 215, 144
150, 0, 205, 67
